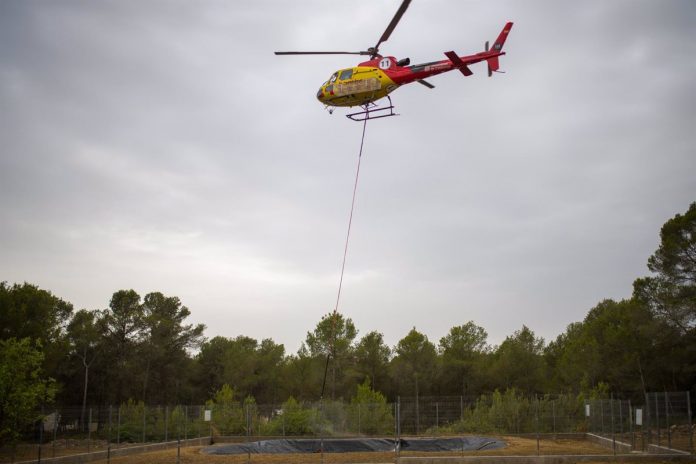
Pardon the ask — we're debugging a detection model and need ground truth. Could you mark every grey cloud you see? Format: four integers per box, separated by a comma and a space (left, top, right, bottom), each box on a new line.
1, 0, 694, 350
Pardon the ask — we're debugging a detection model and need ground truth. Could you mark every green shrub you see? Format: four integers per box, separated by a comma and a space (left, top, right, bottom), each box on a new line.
206, 384, 246, 435
347, 380, 393, 435
265, 397, 316, 435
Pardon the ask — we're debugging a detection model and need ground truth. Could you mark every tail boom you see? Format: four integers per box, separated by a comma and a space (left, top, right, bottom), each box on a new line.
383, 21, 513, 84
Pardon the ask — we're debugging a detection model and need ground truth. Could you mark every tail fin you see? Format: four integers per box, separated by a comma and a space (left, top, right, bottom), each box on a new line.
491, 22, 513, 52
487, 22, 513, 76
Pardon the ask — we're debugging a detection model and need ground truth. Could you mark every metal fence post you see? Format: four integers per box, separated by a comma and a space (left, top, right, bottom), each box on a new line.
610, 395, 615, 455
552, 399, 556, 435
38, 404, 44, 464
199, 406, 203, 439
687, 391, 693, 454
117, 404, 121, 447
665, 391, 671, 449
108, 405, 112, 464
246, 403, 251, 464
318, 400, 324, 464
165, 406, 169, 442
142, 404, 146, 444
460, 396, 464, 422
88, 408, 92, 454
643, 393, 648, 449
52, 409, 58, 459
416, 393, 420, 435
535, 396, 540, 456
629, 400, 634, 451
393, 402, 397, 462
397, 398, 401, 462
655, 393, 660, 448
177, 404, 182, 464
436, 402, 439, 435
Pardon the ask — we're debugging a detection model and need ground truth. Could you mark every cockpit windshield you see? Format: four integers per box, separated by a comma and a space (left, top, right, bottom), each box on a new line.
339, 68, 353, 80
329, 72, 338, 84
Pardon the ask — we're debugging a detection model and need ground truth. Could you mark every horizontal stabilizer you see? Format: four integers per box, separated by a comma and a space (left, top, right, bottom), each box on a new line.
444, 51, 473, 76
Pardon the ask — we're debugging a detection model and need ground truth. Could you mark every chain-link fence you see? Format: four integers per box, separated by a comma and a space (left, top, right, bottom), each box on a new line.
398, 394, 588, 436
644, 391, 694, 454
585, 397, 636, 452
0, 404, 211, 463
1, 391, 693, 463
585, 392, 693, 455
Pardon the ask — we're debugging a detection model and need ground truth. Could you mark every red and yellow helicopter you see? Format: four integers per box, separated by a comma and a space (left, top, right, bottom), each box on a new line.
275, 0, 513, 120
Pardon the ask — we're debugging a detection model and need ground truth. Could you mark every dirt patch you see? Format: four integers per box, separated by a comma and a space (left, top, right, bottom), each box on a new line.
499, 435, 607, 455
96, 446, 393, 463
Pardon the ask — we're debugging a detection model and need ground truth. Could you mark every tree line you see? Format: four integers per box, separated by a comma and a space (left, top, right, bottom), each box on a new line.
1, 202, 694, 441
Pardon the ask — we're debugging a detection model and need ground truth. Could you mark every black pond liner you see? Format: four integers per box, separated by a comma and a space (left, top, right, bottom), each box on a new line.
203, 436, 505, 455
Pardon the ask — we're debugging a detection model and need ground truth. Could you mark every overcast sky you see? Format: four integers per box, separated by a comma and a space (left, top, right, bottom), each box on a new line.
1, 0, 694, 353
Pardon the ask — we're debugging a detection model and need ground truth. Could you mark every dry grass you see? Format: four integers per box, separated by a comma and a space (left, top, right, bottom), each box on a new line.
0, 440, 165, 463
0, 441, 113, 463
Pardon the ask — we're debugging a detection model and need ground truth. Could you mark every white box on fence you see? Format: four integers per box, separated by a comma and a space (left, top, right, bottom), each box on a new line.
204, 410, 212, 422
585, 404, 590, 417
635, 408, 642, 426
43, 412, 59, 432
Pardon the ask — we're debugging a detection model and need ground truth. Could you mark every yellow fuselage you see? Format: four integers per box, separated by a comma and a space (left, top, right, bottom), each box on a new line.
316, 66, 397, 107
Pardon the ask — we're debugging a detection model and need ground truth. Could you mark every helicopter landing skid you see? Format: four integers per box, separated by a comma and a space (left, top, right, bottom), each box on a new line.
346, 96, 398, 121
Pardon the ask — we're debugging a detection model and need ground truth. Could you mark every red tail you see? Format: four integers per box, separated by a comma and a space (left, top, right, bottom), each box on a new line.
487, 22, 513, 76
491, 22, 513, 52
487, 56, 500, 76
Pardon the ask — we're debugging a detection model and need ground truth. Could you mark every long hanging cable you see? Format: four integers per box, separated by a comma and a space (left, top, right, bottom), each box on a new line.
320, 114, 369, 400
334, 116, 368, 316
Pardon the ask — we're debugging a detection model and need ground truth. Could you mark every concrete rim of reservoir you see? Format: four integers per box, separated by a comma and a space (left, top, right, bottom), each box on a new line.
203, 436, 506, 454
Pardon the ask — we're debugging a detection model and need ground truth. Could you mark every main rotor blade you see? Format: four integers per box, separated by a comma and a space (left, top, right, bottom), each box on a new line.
274, 51, 370, 55
373, 0, 412, 54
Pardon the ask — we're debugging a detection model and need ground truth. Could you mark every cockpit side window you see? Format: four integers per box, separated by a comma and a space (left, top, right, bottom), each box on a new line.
329, 72, 338, 84
339, 68, 353, 80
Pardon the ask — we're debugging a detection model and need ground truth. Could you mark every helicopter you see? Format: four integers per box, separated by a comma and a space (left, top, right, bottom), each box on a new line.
275, 0, 513, 120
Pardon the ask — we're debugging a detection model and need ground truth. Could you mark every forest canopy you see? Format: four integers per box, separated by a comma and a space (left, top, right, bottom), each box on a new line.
1, 202, 694, 424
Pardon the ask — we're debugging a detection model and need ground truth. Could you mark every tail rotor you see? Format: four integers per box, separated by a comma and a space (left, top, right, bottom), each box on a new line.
485, 41, 493, 76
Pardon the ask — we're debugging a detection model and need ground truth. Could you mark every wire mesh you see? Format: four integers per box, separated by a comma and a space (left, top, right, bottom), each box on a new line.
1, 391, 693, 463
